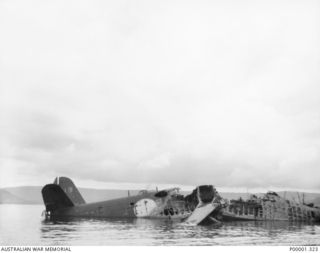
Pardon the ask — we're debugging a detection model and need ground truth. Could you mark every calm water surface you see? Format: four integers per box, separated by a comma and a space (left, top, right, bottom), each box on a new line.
0, 204, 319, 245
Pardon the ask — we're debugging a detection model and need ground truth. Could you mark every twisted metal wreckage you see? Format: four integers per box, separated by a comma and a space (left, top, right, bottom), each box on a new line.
42, 177, 320, 225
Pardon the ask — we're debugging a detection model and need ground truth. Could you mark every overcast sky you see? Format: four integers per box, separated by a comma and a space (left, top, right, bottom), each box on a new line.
0, 0, 320, 192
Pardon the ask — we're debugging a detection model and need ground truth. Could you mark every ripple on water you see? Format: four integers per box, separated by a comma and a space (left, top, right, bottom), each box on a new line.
0, 205, 320, 245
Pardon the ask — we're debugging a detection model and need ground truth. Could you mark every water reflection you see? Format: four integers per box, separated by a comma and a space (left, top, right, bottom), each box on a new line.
39, 216, 320, 245
0, 205, 319, 245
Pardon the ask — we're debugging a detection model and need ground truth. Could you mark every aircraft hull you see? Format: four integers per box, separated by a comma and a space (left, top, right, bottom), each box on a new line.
41, 177, 223, 225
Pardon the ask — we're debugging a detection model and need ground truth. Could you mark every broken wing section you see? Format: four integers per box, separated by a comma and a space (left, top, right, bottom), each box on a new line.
184, 185, 224, 225
185, 202, 220, 225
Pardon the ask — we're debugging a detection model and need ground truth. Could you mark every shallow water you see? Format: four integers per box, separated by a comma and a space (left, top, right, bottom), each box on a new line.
0, 204, 319, 245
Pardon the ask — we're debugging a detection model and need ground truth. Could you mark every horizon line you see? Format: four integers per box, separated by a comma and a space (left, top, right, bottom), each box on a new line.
1, 184, 320, 194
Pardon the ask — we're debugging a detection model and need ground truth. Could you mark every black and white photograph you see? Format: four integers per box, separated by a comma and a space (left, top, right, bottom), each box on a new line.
0, 0, 320, 248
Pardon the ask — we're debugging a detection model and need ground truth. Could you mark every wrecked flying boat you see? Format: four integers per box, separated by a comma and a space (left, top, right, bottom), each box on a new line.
41, 177, 320, 225
41, 177, 225, 225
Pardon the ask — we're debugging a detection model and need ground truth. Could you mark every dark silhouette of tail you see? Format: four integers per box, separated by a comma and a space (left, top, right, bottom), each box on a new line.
42, 184, 74, 212
41, 177, 85, 212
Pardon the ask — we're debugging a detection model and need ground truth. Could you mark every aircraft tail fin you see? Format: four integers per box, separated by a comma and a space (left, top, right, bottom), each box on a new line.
53, 177, 86, 205
42, 184, 74, 212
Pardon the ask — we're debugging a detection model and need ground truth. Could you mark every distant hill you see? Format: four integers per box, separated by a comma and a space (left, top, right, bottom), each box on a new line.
1, 186, 143, 204
1, 186, 320, 207
0, 189, 31, 204
79, 188, 141, 203
277, 191, 320, 204
2, 186, 42, 204
312, 196, 320, 206
219, 192, 252, 200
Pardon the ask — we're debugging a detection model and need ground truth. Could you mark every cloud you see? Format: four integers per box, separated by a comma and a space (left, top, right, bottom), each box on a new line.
0, 0, 320, 191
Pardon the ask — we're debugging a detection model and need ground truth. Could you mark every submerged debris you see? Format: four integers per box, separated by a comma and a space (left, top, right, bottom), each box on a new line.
221, 191, 320, 222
